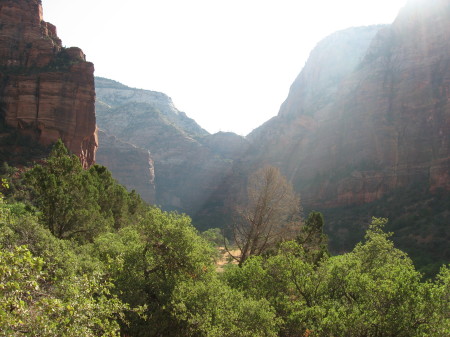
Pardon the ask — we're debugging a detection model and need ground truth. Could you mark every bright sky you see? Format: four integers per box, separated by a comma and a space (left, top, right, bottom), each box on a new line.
41, 0, 407, 136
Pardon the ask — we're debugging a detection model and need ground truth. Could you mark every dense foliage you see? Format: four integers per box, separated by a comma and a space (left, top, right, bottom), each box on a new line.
321, 183, 450, 277
224, 219, 449, 336
0, 143, 448, 336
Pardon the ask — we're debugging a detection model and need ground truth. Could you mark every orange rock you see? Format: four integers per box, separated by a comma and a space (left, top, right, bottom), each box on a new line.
0, 0, 97, 168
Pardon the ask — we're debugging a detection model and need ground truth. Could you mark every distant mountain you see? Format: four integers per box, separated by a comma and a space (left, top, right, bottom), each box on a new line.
95, 78, 248, 221
245, 0, 450, 209
248, 25, 384, 178
95, 130, 156, 204
95, 77, 208, 137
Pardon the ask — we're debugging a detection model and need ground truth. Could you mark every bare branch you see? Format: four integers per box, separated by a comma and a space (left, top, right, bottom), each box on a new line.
229, 166, 302, 266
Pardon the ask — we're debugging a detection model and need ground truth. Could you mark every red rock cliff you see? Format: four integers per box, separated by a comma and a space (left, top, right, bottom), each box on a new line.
0, 0, 97, 167
245, 0, 450, 208
303, 0, 450, 206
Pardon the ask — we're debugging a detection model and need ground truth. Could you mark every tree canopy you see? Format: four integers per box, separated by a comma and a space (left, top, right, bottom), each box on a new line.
0, 142, 448, 336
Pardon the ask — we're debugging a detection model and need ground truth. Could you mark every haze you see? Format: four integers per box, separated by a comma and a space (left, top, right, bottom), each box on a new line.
42, 0, 407, 136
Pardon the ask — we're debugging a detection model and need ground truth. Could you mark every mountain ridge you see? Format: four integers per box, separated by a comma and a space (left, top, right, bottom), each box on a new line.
95, 78, 248, 219
95, 77, 208, 137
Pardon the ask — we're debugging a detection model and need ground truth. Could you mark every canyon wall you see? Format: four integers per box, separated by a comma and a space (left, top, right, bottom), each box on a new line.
247, 0, 450, 209
95, 77, 248, 219
0, 0, 97, 167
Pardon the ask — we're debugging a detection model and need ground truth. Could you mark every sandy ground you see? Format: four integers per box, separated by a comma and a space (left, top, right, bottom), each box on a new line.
215, 246, 240, 272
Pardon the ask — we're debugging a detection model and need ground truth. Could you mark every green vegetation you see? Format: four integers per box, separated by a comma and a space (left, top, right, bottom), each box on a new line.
224, 219, 449, 336
0, 142, 448, 336
321, 182, 450, 277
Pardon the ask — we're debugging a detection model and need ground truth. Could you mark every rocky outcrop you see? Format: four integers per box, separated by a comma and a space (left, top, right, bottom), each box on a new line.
299, 0, 450, 206
96, 130, 156, 203
246, 26, 383, 183
95, 77, 207, 137
0, 0, 97, 168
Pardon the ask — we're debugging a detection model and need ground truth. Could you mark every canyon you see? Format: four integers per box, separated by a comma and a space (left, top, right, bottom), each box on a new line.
94, 0, 450, 267
0, 0, 448, 269
242, 1, 450, 210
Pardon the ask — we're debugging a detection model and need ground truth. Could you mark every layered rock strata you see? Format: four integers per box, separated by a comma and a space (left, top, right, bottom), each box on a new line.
0, 0, 97, 167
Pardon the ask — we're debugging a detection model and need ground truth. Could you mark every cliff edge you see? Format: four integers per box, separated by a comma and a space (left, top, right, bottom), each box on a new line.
0, 0, 97, 167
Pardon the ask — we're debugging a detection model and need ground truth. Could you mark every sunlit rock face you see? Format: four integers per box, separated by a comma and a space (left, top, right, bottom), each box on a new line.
245, 0, 450, 208
95, 77, 208, 137
0, 0, 97, 168
246, 25, 385, 207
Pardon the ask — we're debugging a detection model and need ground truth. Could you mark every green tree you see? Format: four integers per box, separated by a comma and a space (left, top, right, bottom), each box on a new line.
90, 207, 216, 336
0, 195, 127, 336
88, 164, 145, 230
224, 218, 450, 336
312, 218, 449, 336
0, 245, 126, 336
171, 277, 280, 337
296, 211, 329, 264
25, 140, 107, 240
201, 228, 228, 247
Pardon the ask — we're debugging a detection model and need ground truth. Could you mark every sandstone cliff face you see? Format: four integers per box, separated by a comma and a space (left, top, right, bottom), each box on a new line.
247, 26, 382, 175
246, 0, 450, 208
299, 0, 450, 207
95, 78, 247, 217
0, 0, 97, 167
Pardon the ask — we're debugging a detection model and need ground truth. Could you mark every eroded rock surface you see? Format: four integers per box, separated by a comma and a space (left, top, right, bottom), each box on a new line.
0, 0, 97, 167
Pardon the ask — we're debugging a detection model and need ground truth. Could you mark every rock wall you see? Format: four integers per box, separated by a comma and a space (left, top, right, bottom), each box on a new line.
96, 130, 156, 203
95, 77, 207, 137
0, 0, 97, 167
245, 0, 450, 209
299, 0, 450, 206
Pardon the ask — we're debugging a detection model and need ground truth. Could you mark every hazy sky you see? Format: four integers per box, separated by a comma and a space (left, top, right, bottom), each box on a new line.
42, 0, 407, 136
